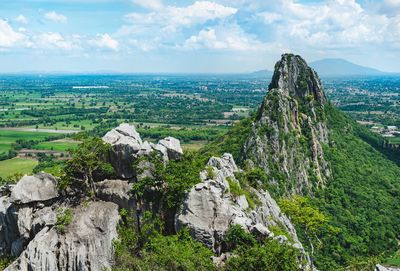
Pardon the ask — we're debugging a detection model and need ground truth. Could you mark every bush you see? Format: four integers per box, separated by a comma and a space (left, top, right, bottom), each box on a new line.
55, 208, 73, 234
223, 224, 255, 251
223, 238, 301, 271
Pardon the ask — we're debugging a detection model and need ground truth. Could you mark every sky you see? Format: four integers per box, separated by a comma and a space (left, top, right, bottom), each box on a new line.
0, 0, 400, 73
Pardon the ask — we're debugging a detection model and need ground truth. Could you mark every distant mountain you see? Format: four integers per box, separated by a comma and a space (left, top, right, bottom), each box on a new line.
309, 58, 386, 77
248, 69, 273, 78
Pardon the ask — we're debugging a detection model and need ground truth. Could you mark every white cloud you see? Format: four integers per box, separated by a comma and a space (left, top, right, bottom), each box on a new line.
183, 24, 266, 51
15, 15, 28, 24
257, 12, 281, 24
89, 34, 119, 51
31, 32, 75, 50
132, 0, 163, 10
0, 19, 25, 48
256, 0, 396, 49
125, 1, 237, 30
44, 11, 68, 23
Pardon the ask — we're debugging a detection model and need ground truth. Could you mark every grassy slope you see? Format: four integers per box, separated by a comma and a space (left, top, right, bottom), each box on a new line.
0, 157, 38, 178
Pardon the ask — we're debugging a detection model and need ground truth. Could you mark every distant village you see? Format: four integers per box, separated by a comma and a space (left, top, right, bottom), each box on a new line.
371, 125, 400, 138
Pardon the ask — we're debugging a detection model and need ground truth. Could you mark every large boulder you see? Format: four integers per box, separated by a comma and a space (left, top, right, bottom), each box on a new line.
7, 201, 120, 271
103, 123, 144, 179
10, 173, 58, 204
158, 137, 183, 161
102, 123, 183, 179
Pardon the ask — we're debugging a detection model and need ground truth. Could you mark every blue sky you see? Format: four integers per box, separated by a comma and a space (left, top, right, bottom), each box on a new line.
0, 0, 399, 73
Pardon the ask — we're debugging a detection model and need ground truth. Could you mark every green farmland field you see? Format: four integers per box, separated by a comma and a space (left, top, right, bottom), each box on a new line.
0, 130, 58, 154
0, 157, 38, 179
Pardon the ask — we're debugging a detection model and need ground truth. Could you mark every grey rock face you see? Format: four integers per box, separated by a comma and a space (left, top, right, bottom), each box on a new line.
103, 124, 144, 179
7, 201, 120, 271
10, 173, 58, 204
1, 174, 59, 258
376, 265, 400, 271
102, 123, 183, 179
158, 137, 183, 160
176, 153, 300, 252
95, 179, 134, 209
243, 54, 330, 195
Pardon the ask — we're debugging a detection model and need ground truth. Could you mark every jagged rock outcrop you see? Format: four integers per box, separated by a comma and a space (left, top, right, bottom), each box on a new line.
10, 173, 58, 204
95, 179, 134, 209
7, 201, 119, 271
376, 265, 400, 271
176, 153, 305, 256
243, 54, 330, 195
102, 123, 183, 179
1, 173, 120, 271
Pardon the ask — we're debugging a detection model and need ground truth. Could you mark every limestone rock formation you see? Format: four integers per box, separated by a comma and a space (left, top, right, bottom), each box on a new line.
7, 201, 119, 271
376, 265, 400, 271
10, 173, 58, 204
1, 173, 120, 271
176, 153, 302, 252
95, 179, 134, 209
102, 123, 183, 179
243, 54, 330, 195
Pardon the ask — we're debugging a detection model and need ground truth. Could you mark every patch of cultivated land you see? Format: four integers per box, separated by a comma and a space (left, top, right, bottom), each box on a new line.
0, 130, 59, 154
32, 140, 79, 152
0, 157, 38, 179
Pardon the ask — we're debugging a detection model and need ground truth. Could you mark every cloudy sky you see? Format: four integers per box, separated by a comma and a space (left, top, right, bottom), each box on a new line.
0, 0, 399, 73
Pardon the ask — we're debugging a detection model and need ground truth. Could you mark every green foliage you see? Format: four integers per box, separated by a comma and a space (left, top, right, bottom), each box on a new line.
131, 151, 209, 221
223, 238, 302, 271
223, 224, 256, 251
201, 117, 253, 161
268, 224, 291, 241
55, 208, 73, 234
205, 166, 215, 179
60, 137, 115, 192
311, 104, 400, 269
136, 230, 215, 271
0, 257, 13, 271
226, 177, 242, 197
383, 250, 400, 266
113, 210, 214, 271
279, 196, 328, 235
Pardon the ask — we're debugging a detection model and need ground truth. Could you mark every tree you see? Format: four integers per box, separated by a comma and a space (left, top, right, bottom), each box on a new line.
61, 137, 115, 194
279, 195, 333, 265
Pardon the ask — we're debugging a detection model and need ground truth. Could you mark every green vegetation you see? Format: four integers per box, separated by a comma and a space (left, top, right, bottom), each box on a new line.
383, 250, 400, 266
131, 151, 209, 230
201, 117, 253, 160
113, 210, 214, 271
222, 225, 301, 271
311, 104, 400, 269
0, 258, 13, 271
61, 137, 115, 192
0, 157, 38, 179
32, 141, 79, 152
55, 208, 74, 234
279, 195, 333, 264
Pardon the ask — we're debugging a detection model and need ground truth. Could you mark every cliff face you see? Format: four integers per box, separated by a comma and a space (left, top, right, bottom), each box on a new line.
243, 54, 330, 195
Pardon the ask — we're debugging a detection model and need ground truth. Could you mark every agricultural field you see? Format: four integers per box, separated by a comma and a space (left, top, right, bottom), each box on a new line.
0, 129, 59, 154
0, 157, 38, 179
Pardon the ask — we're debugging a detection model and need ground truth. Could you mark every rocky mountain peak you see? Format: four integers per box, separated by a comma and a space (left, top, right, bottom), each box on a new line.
269, 54, 326, 104
242, 54, 330, 196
